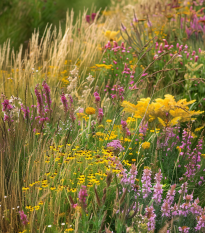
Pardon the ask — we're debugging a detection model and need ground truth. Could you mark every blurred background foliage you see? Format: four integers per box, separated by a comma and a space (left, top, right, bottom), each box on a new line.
0, 0, 111, 52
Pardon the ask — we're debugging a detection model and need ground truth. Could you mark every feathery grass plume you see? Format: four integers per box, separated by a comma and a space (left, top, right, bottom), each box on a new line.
102, 188, 107, 204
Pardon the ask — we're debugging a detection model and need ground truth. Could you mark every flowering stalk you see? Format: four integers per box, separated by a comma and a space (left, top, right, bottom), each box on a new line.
19, 210, 29, 226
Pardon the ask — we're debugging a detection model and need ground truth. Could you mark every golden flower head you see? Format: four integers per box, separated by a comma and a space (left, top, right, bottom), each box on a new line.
85, 107, 96, 115
142, 142, 150, 150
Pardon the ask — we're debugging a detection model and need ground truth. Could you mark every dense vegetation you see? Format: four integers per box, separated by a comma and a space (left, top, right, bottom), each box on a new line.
1, 0, 205, 232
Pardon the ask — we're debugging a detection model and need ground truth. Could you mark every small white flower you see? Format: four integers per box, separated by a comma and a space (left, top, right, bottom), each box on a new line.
4, 196, 7, 198
48, 225, 52, 227
61, 223, 65, 225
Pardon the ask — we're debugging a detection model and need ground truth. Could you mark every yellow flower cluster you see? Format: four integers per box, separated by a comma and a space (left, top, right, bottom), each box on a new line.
85, 107, 96, 115
142, 142, 150, 150
122, 95, 203, 126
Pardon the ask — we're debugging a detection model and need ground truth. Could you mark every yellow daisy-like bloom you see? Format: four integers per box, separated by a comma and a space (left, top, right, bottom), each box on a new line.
142, 142, 150, 150
104, 30, 120, 41
85, 107, 95, 115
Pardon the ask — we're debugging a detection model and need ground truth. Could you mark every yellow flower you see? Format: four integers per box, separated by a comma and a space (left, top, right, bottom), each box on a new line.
104, 30, 120, 41
65, 228, 74, 232
94, 64, 113, 69
76, 112, 86, 119
195, 126, 204, 132
142, 142, 150, 150
106, 119, 112, 123
85, 107, 95, 115
201, 154, 205, 158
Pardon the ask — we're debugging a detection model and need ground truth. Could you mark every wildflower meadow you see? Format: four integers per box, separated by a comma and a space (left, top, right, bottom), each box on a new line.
1, 0, 205, 232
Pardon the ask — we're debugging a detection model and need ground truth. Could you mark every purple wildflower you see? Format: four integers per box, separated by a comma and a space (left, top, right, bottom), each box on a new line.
19, 210, 29, 226
145, 205, 156, 231
35, 84, 44, 115
78, 185, 88, 210
178, 226, 190, 233
141, 167, 152, 198
98, 108, 103, 123
195, 215, 205, 231
2, 99, 13, 112
42, 81, 52, 110
107, 140, 124, 152
91, 13, 96, 21
153, 169, 163, 203
61, 92, 69, 113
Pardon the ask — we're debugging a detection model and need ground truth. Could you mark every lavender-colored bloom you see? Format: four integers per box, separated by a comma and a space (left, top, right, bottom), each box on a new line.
78, 185, 88, 210
166, 184, 176, 204
107, 140, 124, 152
171, 203, 178, 216
121, 164, 138, 190
178, 182, 188, 195
94, 92, 101, 102
141, 167, 152, 198
153, 169, 163, 203
19, 210, 29, 225
195, 215, 205, 231
145, 205, 156, 231
121, 120, 127, 128
161, 200, 171, 217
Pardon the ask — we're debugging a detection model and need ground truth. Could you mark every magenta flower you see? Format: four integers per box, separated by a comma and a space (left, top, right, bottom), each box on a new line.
98, 108, 103, 123
153, 169, 163, 203
35, 84, 44, 115
107, 140, 124, 152
2, 99, 12, 112
141, 167, 152, 198
19, 210, 29, 226
145, 205, 156, 231
42, 81, 51, 110
91, 13, 96, 21
86, 15, 90, 24
78, 185, 88, 210
61, 92, 69, 113
195, 215, 205, 231
141, 73, 148, 77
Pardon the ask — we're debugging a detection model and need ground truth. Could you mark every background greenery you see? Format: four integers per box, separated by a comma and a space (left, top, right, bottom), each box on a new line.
0, 0, 111, 52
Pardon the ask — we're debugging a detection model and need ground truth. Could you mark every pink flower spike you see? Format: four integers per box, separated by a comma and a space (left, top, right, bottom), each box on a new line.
199, 48, 201, 53
195, 55, 199, 62
155, 42, 159, 49
141, 73, 148, 77
192, 51, 196, 56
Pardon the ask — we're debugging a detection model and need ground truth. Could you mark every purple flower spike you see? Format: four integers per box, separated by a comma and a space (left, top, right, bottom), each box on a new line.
19, 210, 29, 226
